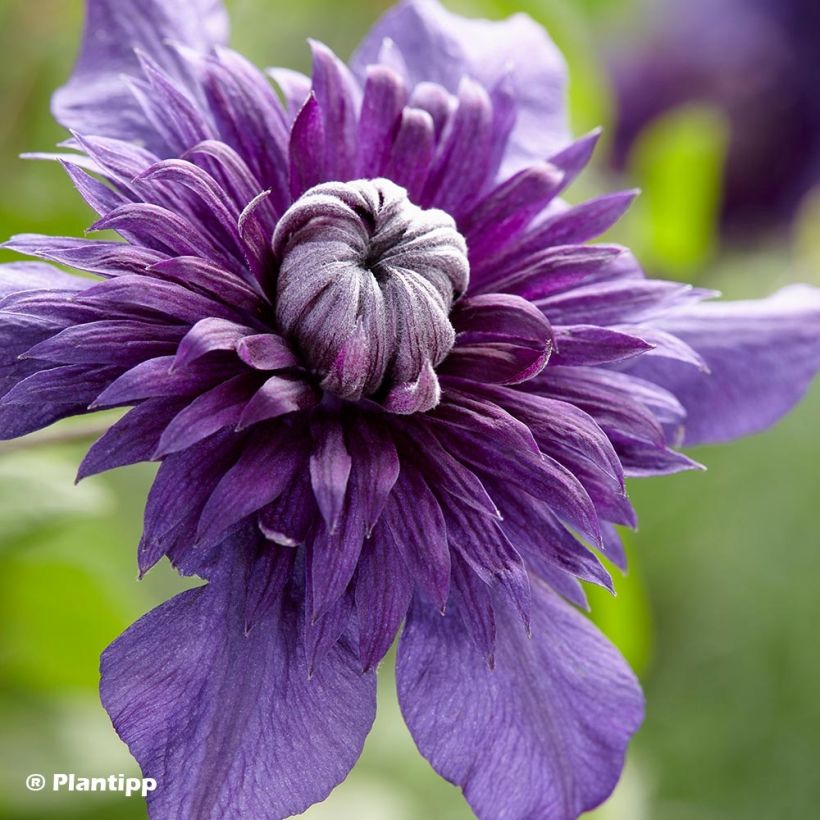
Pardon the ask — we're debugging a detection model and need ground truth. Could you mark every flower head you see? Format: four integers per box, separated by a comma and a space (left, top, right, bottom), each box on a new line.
2, 1, 819, 818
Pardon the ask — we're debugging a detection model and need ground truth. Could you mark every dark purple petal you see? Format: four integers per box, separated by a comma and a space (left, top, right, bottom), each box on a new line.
267, 67, 311, 118
154, 373, 259, 456
530, 366, 672, 448
397, 582, 644, 819
149, 256, 264, 313
384, 107, 436, 201
422, 77, 493, 216
309, 415, 352, 534
446, 502, 531, 627
289, 93, 326, 199
461, 162, 564, 262
61, 160, 130, 216
237, 374, 317, 429
258, 471, 316, 547
77, 398, 187, 480
194, 49, 291, 214
379, 467, 450, 610
449, 552, 496, 661
402, 423, 500, 519
524, 190, 639, 248
0, 365, 121, 439
355, 531, 414, 671
101, 537, 375, 820
486, 477, 614, 591
474, 244, 623, 299
174, 317, 257, 369
196, 425, 304, 546
243, 541, 294, 634
130, 52, 216, 154
138, 431, 237, 577
23, 320, 184, 366
439, 410, 602, 546
303, 585, 355, 676
346, 422, 400, 535
92, 355, 237, 408
236, 333, 299, 371
548, 128, 602, 191
551, 324, 653, 366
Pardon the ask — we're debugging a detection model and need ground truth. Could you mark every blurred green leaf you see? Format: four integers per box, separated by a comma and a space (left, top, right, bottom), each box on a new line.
627, 105, 728, 277
0, 451, 112, 546
0, 555, 125, 691
794, 185, 820, 286
587, 535, 653, 677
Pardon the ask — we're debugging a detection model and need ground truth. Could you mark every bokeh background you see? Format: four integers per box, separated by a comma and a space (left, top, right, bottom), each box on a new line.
1, 0, 819, 818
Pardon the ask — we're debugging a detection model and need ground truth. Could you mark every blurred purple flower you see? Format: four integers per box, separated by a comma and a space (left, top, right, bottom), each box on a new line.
1, 0, 819, 817
610, 0, 820, 235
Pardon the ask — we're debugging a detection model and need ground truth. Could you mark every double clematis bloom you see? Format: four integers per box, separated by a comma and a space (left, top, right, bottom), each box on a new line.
2, 1, 819, 817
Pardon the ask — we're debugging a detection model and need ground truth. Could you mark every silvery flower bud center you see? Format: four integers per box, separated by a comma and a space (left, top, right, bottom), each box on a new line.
273, 179, 470, 413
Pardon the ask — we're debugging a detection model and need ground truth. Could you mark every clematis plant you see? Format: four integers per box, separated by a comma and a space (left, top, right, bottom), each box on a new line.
1, 1, 819, 818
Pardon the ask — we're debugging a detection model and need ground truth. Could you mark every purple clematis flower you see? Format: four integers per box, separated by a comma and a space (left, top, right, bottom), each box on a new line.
1, 1, 819, 817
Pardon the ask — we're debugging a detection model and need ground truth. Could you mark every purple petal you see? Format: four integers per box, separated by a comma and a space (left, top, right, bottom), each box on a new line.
352, 0, 569, 174
631, 285, 820, 444
0, 365, 121, 439
154, 374, 259, 456
174, 318, 256, 370
0, 261, 88, 297
379, 467, 450, 610
92, 355, 237, 408
355, 531, 414, 671
237, 376, 317, 429
446, 502, 531, 627
422, 77, 493, 216
289, 93, 326, 199
52, 0, 227, 151
309, 416, 352, 533
461, 162, 564, 263
384, 107, 435, 202
138, 431, 237, 576
267, 67, 312, 118
258, 471, 316, 547
196, 425, 304, 546
101, 537, 375, 819
551, 324, 653, 366
356, 65, 408, 178
309, 41, 361, 182
77, 398, 187, 480
5, 234, 167, 278
236, 333, 299, 371
23, 320, 184, 366
397, 582, 644, 819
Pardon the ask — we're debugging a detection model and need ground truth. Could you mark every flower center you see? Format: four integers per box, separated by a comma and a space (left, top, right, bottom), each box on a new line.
273, 179, 469, 413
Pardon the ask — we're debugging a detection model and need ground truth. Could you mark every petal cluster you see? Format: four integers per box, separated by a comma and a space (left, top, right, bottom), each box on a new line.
1, 1, 819, 819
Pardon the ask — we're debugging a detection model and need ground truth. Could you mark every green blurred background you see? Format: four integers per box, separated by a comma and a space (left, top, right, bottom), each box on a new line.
1, 1, 819, 818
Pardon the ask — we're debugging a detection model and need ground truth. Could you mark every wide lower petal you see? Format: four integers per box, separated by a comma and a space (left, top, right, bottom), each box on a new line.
397, 582, 643, 820
632, 285, 820, 445
101, 538, 376, 820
